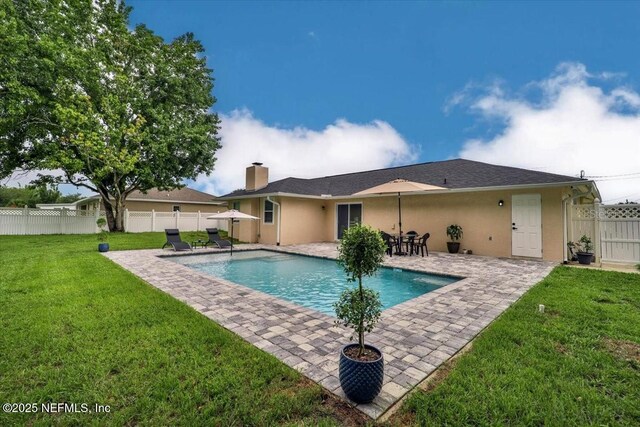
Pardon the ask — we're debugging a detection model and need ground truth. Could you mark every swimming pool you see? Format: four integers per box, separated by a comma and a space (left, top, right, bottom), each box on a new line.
170, 250, 458, 316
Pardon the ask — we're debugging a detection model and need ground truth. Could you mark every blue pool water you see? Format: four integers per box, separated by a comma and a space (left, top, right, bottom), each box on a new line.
170, 250, 458, 316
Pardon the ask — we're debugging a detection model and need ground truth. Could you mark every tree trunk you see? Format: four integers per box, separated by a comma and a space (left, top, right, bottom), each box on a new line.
101, 193, 126, 232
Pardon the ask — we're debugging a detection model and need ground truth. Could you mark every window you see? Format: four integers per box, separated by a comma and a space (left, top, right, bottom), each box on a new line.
264, 200, 274, 224
232, 201, 240, 210
172, 205, 181, 212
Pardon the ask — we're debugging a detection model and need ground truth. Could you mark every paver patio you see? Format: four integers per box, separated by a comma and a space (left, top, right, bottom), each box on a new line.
105, 243, 555, 419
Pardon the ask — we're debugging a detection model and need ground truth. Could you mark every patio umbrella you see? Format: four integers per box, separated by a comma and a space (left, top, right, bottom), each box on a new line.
354, 179, 445, 237
207, 209, 259, 255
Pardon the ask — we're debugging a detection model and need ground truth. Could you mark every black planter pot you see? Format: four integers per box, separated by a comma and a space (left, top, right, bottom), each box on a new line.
576, 252, 593, 265
339, 344, 384, 404
98, 243, 110, 253
447, 242, 460, 254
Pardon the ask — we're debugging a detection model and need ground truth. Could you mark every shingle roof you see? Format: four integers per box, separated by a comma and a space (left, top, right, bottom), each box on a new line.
221, 159, 587, 198
128, 187, 219, 203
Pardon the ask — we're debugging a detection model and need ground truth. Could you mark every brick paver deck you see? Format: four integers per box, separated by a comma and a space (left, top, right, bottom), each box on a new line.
105, 243, 555, 419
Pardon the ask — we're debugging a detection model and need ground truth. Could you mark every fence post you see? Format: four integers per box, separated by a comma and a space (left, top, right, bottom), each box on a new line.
124, 209, 129, 232
594, 199, 601, 264
151, 210, 155, 232
175, 210, 180, 228
23, 205, 28, 235
197, 210, 201, 231
60, 208, 67, 234
95, 208, 100, 232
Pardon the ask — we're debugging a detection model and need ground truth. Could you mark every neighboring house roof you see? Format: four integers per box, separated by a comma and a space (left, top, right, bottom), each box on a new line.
221, 158, 593, 199
37, 187, 223, 209
125, 187, 221, 204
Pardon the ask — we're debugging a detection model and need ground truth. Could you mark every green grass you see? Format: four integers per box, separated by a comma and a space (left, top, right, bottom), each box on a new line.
396, 267, 640, 426
3, 234, 638, 426
0, 233, 347, 426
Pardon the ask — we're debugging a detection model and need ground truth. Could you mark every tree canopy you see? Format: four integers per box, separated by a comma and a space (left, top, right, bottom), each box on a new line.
0, 184, 82, 207
0, 0, 221, 230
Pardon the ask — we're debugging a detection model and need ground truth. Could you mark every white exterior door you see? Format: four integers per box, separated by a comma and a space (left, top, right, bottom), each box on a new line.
512, 194, 542, 258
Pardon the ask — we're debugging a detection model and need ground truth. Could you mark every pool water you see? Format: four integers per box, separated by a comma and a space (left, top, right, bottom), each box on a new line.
170, 250, 458, 316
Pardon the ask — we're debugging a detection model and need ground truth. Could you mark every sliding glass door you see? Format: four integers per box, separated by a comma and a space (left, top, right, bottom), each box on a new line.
337, 203, 362, 239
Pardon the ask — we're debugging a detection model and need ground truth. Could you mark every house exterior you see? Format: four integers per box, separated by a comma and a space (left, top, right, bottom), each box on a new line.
219, 160, 600, 262
37, 187, 224, 212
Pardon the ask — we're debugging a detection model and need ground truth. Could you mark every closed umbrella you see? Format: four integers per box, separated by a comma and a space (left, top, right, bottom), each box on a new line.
207, 209, 259, 255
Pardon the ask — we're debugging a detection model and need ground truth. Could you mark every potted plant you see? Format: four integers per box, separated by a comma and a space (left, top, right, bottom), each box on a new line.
446, 224, 463, 254
97, 218, 109, 252
334, 223, 386, 404
566, 241, 578, 262
575, 234, 594, 265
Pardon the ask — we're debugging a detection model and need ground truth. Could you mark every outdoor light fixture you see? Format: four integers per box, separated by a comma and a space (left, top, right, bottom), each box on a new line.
498, 200, 504, 207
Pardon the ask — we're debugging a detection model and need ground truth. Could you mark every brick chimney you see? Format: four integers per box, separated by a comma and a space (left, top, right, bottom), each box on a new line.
245, 162, 269, 191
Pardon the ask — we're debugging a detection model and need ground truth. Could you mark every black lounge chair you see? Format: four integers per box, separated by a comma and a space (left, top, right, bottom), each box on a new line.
415, 232, 430, 257
205, 228, 232, 249
162, 229, 192, 251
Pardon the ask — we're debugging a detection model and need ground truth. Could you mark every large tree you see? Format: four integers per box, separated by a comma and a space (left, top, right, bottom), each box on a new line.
0, 0, 221, 230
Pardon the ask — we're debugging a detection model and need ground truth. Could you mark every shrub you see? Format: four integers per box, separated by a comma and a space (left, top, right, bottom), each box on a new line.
334, 224, 386, 356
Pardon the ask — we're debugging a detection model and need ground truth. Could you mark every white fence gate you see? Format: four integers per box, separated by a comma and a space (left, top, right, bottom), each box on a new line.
570, 203, 640, 264
0, 208, 228, 235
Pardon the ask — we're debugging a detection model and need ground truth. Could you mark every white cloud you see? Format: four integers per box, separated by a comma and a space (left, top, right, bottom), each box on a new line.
2, 169, 94, 196
457, 62, 640, 203
195, 109, 417, 195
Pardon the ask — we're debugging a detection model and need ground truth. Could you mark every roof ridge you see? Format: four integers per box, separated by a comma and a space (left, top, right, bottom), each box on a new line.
305, 159, 449, 181
457, 158, 581, 180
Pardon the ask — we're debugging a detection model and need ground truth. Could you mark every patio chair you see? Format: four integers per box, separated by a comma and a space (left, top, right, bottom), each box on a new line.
380, 231, 395, 257
205, 228, 232, 249
415, 232, 430, 257
162, 229, 192, 251
403, 230, 419, 255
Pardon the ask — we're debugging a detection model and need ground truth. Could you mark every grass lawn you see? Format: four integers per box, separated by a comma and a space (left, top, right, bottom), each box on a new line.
0, 232, 362, 426
2, 233, 638, 426
394, 267, 640, 426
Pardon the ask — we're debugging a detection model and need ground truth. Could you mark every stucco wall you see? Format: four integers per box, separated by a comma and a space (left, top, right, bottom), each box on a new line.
236, 199, 260, 243
352, 187, 566, 261
229, 186, 568, 261
279, 198, 330, 245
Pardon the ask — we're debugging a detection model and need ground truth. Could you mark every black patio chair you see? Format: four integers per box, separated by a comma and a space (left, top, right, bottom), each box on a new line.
162, 229, 192, 251
415, 232, 430, 257
404, 230, 419, 255
380, 231, 395, 257
205, 228, 232, 249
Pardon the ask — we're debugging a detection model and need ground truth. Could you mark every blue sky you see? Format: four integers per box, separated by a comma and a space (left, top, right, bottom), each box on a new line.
55, 2, 640, 200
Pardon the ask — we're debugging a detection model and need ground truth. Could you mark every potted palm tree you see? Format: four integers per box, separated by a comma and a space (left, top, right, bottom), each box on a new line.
576, 234, 594, 265
446, 224, 463, 253
97, 218, 109, 252
334, 223, 386, 404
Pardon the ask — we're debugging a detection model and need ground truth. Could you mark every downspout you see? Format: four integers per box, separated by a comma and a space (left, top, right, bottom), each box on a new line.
267, 196, 281, 246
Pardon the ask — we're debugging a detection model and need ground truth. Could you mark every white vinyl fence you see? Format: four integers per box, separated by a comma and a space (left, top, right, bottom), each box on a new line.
0, 208, 228, 235
124, 210, 228, 233
570, 202, 640, 264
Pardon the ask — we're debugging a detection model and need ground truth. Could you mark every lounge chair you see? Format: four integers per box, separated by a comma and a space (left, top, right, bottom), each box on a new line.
205, 228, 232, 249
415, 232, 430, 257
162, 229, 192, 251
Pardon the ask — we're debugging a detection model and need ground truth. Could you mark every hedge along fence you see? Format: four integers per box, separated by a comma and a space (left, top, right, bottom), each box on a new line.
0, 208, 228, 235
